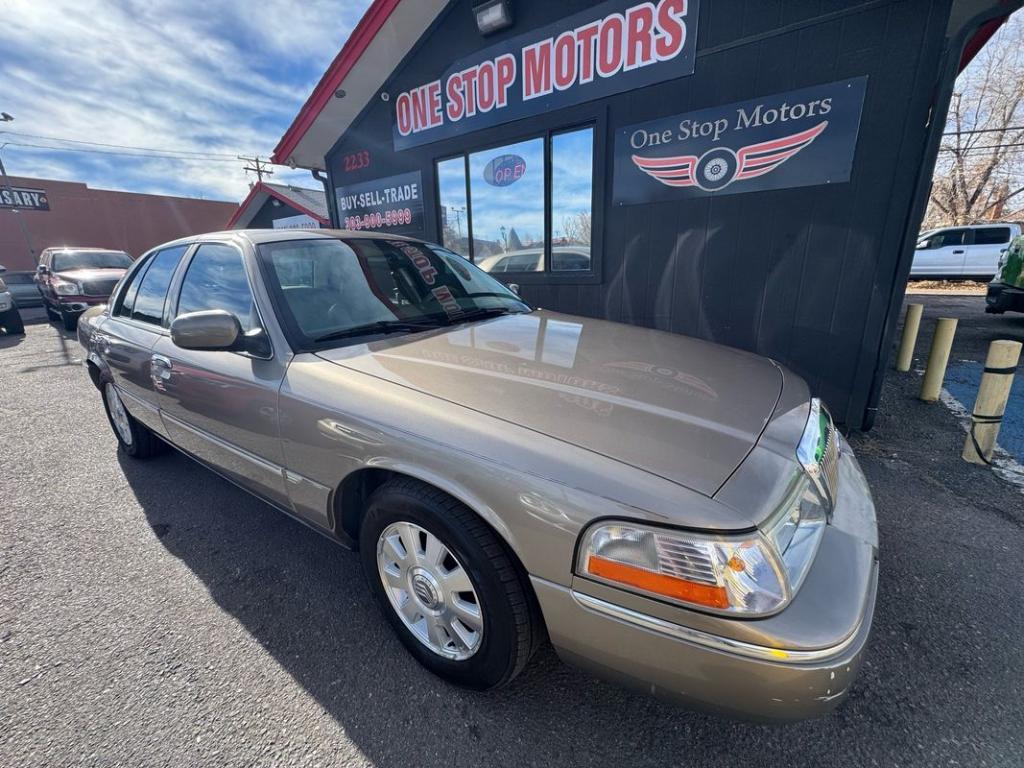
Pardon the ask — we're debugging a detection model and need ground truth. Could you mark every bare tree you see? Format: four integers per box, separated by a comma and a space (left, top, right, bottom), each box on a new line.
925, 14, 1024, 227
561, 211, 592, 246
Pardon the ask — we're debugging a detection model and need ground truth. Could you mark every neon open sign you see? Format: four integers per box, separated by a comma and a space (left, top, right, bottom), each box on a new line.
483, 154, 526, 187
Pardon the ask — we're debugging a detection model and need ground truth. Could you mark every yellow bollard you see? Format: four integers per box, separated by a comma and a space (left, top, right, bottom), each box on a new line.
919, 318, 958, 402
895, 303, 924, 372
962, 340, 1022, 465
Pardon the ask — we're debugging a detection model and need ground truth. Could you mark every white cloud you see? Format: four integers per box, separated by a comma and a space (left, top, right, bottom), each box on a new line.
0, 0, 369, 201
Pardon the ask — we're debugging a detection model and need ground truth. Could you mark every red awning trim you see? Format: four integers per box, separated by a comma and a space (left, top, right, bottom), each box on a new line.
271, 0, 404, 166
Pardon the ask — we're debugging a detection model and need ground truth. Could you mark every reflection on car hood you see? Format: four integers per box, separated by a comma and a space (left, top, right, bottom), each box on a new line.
315, 311, 783, 495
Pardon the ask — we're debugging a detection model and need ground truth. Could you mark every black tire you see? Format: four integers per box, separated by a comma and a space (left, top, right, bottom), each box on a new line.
359, 477, 542, 690
101, 381, 163, 459
0, 308, 24, 335
61, 311, 78, 332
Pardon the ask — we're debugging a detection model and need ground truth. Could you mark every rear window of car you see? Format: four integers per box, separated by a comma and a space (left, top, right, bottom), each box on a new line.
51, 250, 132, 271
973, 227, 1011, 245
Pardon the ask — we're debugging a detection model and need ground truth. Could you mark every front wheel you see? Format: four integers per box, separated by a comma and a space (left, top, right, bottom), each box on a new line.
359, 478, 542, 690
101, 382, 163, 459
0, 308, 24, 335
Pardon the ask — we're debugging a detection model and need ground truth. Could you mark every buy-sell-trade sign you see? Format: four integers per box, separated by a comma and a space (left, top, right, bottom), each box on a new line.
392, 0, 699, 150
0, 186, 50, 211
613, 77, 868, 203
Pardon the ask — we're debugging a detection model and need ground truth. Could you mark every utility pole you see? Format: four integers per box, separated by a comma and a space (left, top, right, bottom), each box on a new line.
0, 113, 37, 264
238, 155, 274, 183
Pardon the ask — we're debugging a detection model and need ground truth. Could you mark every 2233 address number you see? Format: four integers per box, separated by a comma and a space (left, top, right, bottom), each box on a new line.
344, 208, 414, 230
343, 150, 371, 172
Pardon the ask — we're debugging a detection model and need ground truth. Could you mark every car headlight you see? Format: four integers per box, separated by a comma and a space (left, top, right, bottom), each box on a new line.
576, 400, 835, 617
54, 280, 81, 295
0, 278, 7, 292
576, 522, 789, 615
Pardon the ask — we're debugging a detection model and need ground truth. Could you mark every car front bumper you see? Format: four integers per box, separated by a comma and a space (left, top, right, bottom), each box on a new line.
532, 441, 878, 722
985, 282, 1024, 314
0, 293, 12, 313
56, 296, 108, 314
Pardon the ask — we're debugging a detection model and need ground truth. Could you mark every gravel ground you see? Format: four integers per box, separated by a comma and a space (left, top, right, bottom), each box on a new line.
1, 304, 1023, 768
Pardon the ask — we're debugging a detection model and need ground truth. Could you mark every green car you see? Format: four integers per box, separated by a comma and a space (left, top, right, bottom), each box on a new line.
986, 235, 1024, 314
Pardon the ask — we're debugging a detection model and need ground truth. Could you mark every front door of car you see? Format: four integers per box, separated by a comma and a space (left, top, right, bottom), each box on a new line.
151, 241, 290, 508
914, 228, 969, 276
95, 244, 190, 438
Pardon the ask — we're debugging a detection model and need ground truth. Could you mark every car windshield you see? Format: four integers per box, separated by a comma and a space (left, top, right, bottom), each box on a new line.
52, 250, 132, 271
258, 237, 531, 346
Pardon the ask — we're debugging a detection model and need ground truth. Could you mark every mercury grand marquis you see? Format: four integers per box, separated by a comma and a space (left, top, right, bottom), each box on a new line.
78, 229, 878, 721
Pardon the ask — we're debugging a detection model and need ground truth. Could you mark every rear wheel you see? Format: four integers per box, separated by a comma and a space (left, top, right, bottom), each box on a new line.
359, 478, 541, 690
101, 382, 163, 459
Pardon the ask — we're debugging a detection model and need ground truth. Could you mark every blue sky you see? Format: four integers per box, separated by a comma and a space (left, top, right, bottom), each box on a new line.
0, 0, 371, 202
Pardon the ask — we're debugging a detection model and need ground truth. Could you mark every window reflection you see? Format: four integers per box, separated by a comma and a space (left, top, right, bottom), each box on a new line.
551, 127, 593, 272
437, 157, 470, 259
469, 137, 546, 272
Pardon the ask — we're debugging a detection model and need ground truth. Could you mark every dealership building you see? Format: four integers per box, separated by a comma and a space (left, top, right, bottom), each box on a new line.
272, 0, 1019, 429
0, 175, 237, 273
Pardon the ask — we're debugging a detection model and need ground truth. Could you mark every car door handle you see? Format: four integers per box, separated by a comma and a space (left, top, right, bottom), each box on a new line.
953, 249, 965, 254
150, 354, 173, 381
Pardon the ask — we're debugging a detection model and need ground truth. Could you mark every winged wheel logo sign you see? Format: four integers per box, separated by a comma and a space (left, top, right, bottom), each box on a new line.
631, 120, 828, 192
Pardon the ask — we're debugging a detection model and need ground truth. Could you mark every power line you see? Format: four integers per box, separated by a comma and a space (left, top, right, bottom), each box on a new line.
939, 141, 1024, 153
0, 129, 243, 159
943, 125, 1024, 136
0, 141, 242, 163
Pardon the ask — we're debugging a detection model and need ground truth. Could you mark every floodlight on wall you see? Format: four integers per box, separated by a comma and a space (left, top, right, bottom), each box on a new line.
473, 0, 512, 35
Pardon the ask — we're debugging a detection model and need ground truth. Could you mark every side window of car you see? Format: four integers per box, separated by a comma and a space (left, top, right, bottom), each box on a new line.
939, 229, 968, 247
176, 243, 257, 331
973, 227, 1011, 245
131, 245, 189, 325
115, 253, 153, 318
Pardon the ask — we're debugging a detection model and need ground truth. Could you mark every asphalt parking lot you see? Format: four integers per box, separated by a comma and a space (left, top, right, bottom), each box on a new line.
2, 297, 1023, 768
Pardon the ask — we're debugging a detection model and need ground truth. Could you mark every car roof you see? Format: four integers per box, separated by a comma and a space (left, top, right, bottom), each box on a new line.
145, 228, 425, 252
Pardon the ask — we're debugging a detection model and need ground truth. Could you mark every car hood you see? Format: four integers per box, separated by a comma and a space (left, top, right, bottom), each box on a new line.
56, 267, 127, 281
315, 311, 782, 496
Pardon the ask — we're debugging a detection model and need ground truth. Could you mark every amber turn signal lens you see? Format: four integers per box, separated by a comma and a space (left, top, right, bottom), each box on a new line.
587, 555, 731, 609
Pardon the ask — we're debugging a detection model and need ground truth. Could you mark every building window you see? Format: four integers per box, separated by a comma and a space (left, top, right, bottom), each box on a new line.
437, 157, 471, 259
435, 125, 595, 275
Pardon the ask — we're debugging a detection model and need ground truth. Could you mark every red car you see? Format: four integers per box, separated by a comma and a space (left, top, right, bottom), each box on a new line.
36, 247, 133, 330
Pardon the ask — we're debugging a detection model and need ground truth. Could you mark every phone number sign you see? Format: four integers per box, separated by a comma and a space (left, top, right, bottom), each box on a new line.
335, 171, 424, 234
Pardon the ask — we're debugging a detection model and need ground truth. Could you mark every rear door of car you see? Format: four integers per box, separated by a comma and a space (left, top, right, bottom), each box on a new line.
97, 244, 191, 438
151, 239, 291, 508
964, 225, 1012, 278
912, 228, 969, 276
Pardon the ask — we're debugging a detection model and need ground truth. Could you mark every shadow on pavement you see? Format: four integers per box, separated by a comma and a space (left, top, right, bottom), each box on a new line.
115, 449, 821, 768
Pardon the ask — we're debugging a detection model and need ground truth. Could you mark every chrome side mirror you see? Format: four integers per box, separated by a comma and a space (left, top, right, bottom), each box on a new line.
508, 283, 520, 295
170, 310, 241, 351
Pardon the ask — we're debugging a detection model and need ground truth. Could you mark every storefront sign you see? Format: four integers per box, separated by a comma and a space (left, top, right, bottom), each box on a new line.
272, 213, 320, 230
0, 186, 49, 211
613, 77, 868, 203
393, 0, 699, 150
335, 171, 424, 233
483, 154, 526, 187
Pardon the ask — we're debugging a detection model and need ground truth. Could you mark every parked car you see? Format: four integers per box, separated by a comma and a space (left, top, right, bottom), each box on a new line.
0, 271, 25, 335
0, 268, 43, 308
985, 234, 1024, 314
36, 247, 133, 330
78, 229, 878, 721
911, 222, 1022, 279
476, 246, 591, 273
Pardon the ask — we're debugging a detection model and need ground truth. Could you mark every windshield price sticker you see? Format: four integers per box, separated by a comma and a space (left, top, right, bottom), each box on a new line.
613, 77, 868, 203
336, 171, 424, 234
387, 240, 465, 320
392, 0, 699, 150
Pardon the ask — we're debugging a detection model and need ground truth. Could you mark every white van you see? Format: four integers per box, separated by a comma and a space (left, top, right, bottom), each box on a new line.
911, 223, 1022, 279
